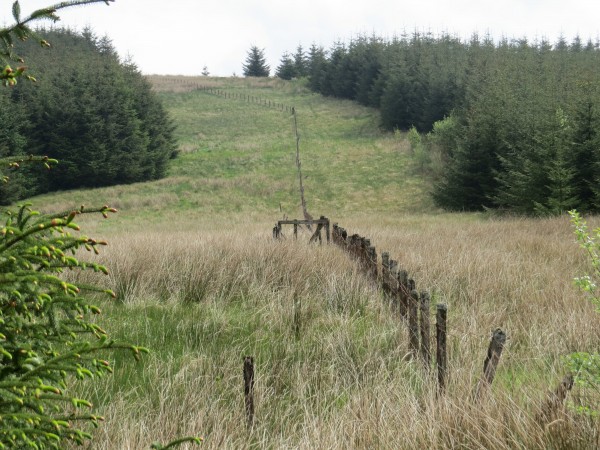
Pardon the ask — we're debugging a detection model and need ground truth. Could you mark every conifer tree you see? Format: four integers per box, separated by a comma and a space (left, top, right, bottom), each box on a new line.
0, 2, 200, 448
9, 28, 177, 196
242, 45, 270, 77
293, 44, 308, 77
307, 43, 327, 92
275, 52, 296, 80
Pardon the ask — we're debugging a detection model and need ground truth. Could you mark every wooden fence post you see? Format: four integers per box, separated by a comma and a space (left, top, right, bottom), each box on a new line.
408, 288, 420, 358
293, 221, 298, 239
397, 270, 408, 318
389, 260, 399, 310
475, 328, 507, 398
368, 246, 377, 280
419, 291, 431, 370
381, 252, 390, 290
244, 356, 255, 428
436, 304, 448, 394
362, 238, 370, 271
325, 218, 330, 243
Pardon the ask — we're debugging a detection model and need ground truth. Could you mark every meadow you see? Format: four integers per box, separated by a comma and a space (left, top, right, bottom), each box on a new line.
29, 77, 600, 448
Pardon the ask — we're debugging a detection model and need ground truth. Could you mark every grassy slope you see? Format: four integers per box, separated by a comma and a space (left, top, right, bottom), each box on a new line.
29, 76, 430, 230
28, 77, 600, 448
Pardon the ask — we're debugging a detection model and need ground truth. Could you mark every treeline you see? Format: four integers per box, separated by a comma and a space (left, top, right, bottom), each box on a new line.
0, 28, 176, 203
277, 33, 600, 214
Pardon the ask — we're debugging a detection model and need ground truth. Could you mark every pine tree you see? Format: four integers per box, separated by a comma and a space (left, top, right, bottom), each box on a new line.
307, 43, 327, 92
0, 3, 201, 449
570, 99, 600, 210
201, 65, 209, 76
275, 52, 296, 80
242, 46, 270, 77
293, 44, 308, 77
11, 28, 176, 195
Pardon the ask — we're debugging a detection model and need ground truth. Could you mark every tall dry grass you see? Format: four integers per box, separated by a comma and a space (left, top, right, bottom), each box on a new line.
70, 214, 600, 449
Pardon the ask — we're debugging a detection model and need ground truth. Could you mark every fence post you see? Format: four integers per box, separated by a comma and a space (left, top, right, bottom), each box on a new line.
408, 288, 419, 358
397, 270, 409, 318
419, 291, 431, 370
389, 260, 399, 310
475, 328, 507, 398
244, 356, 255, 428
368, 246, 377, 280
436, 304, 448, 394
325, 218, 330, 243
381, 252, 390, 290
293, 221, 298, 239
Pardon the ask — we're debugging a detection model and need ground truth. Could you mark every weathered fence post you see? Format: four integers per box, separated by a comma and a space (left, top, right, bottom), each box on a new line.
362, 238, 370, 271
293, 221, 298, 239
368, 246, 377, 280
419, 291, 431, 370
397, 270, 409, 318
325, 218, 330, 243
475, 328, 507, 398
381, 252, 390, 290
244, 356, 255, 428
436, 304, 448, 394
389, 260, 399, 310
408, 288, 420, 358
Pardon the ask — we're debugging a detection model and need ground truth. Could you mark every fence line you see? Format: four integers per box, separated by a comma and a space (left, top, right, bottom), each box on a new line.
154, 78, 296, 114
331, 222, 511, 396
332, 224, 445, 374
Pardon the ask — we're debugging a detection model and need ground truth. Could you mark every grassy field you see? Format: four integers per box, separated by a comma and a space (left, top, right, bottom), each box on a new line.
29, 76, 600, 448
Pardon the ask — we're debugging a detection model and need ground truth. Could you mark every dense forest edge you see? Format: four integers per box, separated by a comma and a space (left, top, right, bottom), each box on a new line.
0, 28, 177, 204
276, 33, 600, 214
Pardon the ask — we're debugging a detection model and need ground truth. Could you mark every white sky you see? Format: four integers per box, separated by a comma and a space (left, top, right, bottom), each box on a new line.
9, 0, 600, 76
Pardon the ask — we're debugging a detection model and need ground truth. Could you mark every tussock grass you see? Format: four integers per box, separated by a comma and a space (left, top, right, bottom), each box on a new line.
27, 77, 600, 447
64, 214, 600, 449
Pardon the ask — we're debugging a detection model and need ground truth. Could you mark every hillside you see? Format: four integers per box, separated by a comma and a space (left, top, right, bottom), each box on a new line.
29, 76, 432, 230
23, 77, 600, 448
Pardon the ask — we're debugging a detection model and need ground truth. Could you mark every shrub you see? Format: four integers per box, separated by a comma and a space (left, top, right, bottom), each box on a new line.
567, 210, 600, 415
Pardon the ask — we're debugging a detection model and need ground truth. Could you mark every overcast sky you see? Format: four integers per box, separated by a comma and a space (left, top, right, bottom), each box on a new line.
10, 1, 600, 76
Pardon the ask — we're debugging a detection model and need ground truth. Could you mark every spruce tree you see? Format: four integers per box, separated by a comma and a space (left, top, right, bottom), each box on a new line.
242, 46, 270, 77
11, 28, 177, 195
275, 52, 296, 80
293, 44, 308, 77
0, 3, 200, 448
307, 43, 327, 92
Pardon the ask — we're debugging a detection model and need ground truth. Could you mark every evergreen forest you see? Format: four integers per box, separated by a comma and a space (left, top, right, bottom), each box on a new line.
277, 33, 600, 214
0, 28, 177, 204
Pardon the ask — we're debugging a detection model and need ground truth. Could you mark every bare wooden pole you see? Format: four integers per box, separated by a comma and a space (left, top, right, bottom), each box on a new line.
397, 270, 408, 318
243, 356, 255, 428
368, 246, 377, 280
408, 288, 420, 358
475, 328, 507, 398
381, 252, 390, 292
436, 304, 448, 394
291, 107, 311, 227
419, 291, 431, 370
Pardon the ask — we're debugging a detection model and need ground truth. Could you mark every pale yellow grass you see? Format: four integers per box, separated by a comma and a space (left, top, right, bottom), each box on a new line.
69, 213, 600, 449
